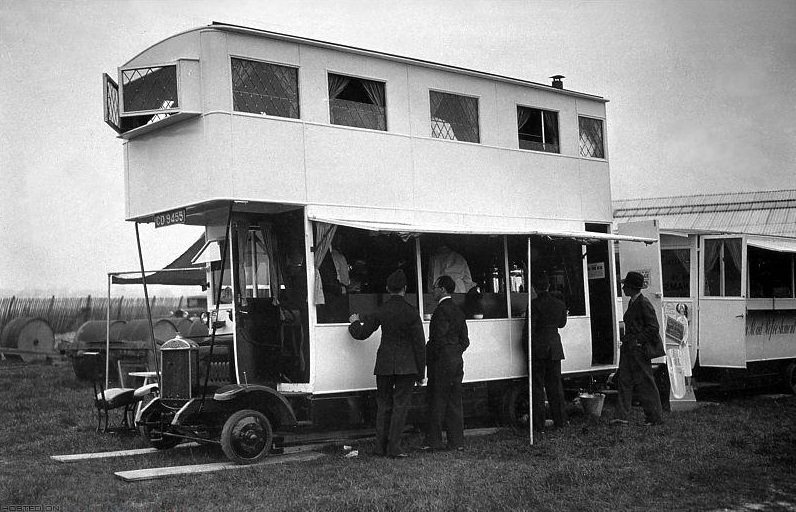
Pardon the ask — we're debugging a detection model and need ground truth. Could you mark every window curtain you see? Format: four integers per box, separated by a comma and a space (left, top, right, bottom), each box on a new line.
257, 222, 284, 301
724, 239, 743, 295
703, 240, 721, 295
674, 249, 690, 273
361, 81, 385, 107
516, 107, 531, 130
543, 111, 559, 145
328, 75, 350, 100
235, 227, 249, 300
313, 222, 338, 305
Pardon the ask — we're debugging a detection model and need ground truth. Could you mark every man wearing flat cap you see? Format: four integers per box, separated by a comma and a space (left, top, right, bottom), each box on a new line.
610, 271, 664, 427
348, 269, 426, 458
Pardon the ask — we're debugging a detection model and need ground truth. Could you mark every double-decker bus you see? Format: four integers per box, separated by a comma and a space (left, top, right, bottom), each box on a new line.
103, 22, 653, 463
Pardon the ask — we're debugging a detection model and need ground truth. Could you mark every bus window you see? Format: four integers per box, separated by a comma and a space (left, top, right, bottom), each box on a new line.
661, 248, 691, 298
241, 229, 271, 298
420, 234, 507, 320
315, 225, 417, 323
704, 238, 742, 297
749, 246, 794, 298
518, 236, 586, 316
210, 259, 232, 305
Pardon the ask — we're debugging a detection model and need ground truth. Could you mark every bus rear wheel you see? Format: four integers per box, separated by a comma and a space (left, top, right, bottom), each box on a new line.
784, 362, 796, 394
501, 383, 530, 430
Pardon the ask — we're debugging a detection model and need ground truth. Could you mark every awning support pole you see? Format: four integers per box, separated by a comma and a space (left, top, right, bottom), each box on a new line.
135, 222, 160, 380
527, 236, 533, 446
106, 273, 112, 389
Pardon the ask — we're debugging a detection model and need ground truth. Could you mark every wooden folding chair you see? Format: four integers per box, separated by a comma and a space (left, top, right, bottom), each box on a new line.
83, 351, 140, 433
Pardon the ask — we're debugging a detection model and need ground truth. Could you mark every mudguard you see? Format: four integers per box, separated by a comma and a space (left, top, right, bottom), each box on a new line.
212, 384, 298, 429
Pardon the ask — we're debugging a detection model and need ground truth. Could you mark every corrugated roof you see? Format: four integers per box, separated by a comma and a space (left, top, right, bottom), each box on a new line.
613, 190, 796, 237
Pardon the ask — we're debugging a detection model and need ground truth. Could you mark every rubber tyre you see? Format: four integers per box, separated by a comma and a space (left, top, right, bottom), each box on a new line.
140, 409, 181, 450
784, 361, 796, 394
501, 383, 530, 429
220, 409, 273, 465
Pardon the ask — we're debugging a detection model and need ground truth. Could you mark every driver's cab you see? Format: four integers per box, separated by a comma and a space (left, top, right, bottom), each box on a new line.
201, 208, 309, 388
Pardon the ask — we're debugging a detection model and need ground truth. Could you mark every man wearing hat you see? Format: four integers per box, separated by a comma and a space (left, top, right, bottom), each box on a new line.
348, 269, 426, 457
423, 274, 470, 451
610, 271, 664, 426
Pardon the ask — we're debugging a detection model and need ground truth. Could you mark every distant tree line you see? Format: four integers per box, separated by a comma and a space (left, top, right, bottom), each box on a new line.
0, 295, 186, 334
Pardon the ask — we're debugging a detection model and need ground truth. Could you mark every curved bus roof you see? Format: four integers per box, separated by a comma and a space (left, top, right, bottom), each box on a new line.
124, 21, 608, 104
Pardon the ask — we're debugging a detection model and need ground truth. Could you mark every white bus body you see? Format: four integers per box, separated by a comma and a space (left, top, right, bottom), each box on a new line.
105, 23, 654, 438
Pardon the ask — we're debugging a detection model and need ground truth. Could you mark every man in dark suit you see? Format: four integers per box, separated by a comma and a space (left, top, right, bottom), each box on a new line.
524, 273, 568, 433
423, 275, 470, 451
610, 271, 663, 427
348, 269, 426, 458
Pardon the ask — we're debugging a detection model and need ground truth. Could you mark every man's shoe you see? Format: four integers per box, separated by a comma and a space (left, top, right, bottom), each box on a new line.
609, 419, 629, 426
644, 420, 663, 427
418, 445, 434, 452
390, 452, 409, 458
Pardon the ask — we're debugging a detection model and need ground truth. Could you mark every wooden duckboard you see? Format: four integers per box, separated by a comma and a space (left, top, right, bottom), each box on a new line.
115, 452, 324, 482
51, 442, 200, 463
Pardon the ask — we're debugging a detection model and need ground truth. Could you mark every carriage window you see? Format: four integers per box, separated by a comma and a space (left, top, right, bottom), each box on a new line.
430, 91, 480, 143
328, 73, 386, 131
579, 116, 604, 158
231, 58, 299, 119
704, 238, 742, 297
420, 234, 506, 319
748, 246, 794, 298
517, 106, 559, 153
314, 225, 416, 323
661, 249, 691, 297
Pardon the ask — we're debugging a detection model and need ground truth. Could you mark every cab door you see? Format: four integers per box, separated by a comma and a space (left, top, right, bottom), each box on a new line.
698, 235, 746, 368
618, 220, 665, 361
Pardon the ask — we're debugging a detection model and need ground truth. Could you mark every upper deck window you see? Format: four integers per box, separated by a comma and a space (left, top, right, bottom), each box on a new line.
122, 66, 178, 113
517, 106, 559, 153
328, 73, 386, 131
579, 116, 605, 158
231, 58, 299, 119
430, 91, 479, 143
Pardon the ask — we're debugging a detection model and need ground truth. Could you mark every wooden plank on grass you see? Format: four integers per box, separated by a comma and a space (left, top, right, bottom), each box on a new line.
115, 452, 324, 482
51, 442, 200, 463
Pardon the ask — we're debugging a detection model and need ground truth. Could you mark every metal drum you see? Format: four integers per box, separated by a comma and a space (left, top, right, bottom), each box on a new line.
0, 317, 55, 362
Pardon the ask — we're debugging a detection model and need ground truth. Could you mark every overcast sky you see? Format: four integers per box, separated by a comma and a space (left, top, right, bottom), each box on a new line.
1, 0, 794, 295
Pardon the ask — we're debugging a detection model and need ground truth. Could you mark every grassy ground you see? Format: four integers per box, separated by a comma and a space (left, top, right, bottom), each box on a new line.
1, 361, 794, 512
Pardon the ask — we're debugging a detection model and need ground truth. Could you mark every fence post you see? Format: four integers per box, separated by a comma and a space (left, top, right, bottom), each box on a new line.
47, 295, 55, 323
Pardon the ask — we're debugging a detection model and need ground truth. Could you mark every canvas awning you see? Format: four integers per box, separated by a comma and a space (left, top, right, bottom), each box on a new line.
111, 235, 207, 286
306, 212, 656, 244
747, 235, 796, 254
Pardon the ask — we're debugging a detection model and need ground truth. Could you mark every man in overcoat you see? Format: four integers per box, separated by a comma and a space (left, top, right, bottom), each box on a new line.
611, 271, 663, 426
525, 273, 568, 433
348, 269, 426, 457
424, 275, 470, 450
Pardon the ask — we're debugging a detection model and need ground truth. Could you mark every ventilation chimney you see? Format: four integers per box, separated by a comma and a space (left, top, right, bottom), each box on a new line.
550, 75, 565, 89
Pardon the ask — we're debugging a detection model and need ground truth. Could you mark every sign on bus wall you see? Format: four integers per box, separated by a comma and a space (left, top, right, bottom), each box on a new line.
746, 310, 796, 361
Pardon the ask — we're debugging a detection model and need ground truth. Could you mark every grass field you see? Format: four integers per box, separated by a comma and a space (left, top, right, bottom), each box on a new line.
1, 361, 794, 512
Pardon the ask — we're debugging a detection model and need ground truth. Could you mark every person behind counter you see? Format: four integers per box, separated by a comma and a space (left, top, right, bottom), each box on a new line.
523, 273, 568, 433
348, 269, 426, 458
423, 275, 470, 451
